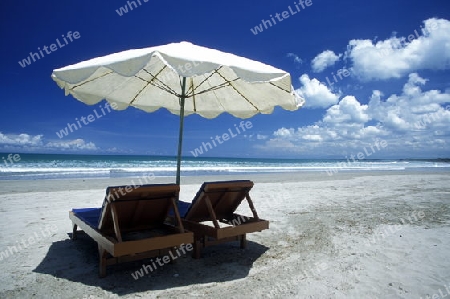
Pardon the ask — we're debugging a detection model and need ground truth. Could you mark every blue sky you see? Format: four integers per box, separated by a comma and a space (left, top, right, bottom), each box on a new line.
0, 0, 449, 159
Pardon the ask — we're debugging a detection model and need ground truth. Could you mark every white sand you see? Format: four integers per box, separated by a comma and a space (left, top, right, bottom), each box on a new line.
0, 171, 449, 298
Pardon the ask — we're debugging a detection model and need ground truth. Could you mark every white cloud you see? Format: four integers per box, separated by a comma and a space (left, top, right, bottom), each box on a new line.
323, 96, 369, 124
302, 134, 323, 142
262, 138, 296, 150
287, 53, 303, 65
274, 127, 295, 137
46, 139, 98, 151
258, 73, 450, 157
311, 50, 341, 72
0, 132, 98, 152
346, 18, 450, 81
295, 74, 340, 108
256, 134, 268, 140
0, 132, 43, 146
368, 73, 450, 132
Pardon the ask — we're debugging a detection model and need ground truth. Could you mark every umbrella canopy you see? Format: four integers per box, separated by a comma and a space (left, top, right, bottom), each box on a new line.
51, 41, 304, 184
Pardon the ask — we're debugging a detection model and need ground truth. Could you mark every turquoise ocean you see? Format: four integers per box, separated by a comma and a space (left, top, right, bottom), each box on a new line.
0, 153, 449, 180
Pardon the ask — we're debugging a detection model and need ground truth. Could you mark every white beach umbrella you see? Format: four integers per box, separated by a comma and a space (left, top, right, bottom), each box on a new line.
51, 41, 304, 185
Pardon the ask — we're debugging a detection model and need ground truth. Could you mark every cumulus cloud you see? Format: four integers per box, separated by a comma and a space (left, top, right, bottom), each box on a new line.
368, 73, 450, 132
259, 73, 450, 157
346, 18, 450, 81
323, 96, 370, 124
295, 74, 340, 108
311, 50, 341, 72
0, 132, 98, 152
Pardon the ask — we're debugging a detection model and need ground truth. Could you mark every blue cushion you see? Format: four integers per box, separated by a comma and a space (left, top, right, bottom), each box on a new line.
72, 208, 101, 228
167, 201, 191, 218
177, 201, 191, 218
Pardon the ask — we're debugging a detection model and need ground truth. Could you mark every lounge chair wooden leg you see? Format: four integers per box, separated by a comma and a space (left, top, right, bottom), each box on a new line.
98, 246, 107, 278
169, 248, 177, 264
240, 234, 247, 249
72, 224, 78, 240
193, 240, 201, 259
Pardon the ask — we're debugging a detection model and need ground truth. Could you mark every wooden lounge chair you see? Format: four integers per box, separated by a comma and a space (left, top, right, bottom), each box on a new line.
179, 180, 269, 259
69, 184, 193, 277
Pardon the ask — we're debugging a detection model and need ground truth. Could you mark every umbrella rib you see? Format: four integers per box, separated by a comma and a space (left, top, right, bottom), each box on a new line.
188, 66, 237, 96
190, 76, 240, 96
135, 73, 177, 96
70, 70, 114, 90
186, 66, 234, 96
181, 67, 257, 112
119, 65, 277, 110
141, 68, 179, 96
130, 66, 177, 106
129, 79, 155, 106
269, 81, 292, 94
188, 67, 221, 95
192, 80, 238, 95
215, 71, 260, 112
189, 78, 197, 112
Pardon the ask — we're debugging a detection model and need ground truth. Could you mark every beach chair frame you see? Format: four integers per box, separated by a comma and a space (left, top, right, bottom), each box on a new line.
181, 180, 269, 258
69, 184, 193, 277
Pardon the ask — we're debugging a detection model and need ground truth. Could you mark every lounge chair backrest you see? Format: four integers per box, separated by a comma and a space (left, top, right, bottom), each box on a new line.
98, 184, 180, 230
184, 180, 254, 222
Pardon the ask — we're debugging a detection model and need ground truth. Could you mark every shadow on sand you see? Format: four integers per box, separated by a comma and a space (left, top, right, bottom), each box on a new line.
33, 232, 269, 296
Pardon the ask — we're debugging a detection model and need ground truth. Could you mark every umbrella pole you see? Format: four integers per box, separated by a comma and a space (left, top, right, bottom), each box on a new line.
176, 77, 187, 186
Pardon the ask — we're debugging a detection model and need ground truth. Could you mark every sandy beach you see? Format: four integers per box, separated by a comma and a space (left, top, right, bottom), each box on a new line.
0, 170, 449, 299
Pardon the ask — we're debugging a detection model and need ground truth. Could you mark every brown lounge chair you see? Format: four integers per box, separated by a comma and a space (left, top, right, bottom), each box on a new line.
69, 184, 193, 277
178, 180, 269, 258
